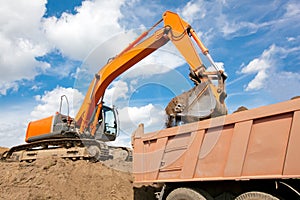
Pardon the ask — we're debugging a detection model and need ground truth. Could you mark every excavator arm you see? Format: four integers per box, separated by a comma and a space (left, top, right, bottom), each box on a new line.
75, 11, 227, 135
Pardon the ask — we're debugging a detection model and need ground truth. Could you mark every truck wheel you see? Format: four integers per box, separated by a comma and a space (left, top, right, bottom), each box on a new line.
166, 187, 211, 200
235, 191, 279, 200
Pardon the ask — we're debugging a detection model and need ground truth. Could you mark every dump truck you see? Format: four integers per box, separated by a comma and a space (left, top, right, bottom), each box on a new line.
132, 98, 300, 199
2, 11, 226, 162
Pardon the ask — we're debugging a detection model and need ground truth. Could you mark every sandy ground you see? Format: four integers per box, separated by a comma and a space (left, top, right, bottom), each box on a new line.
0, 147, 8, 154
0, 155, 159, 200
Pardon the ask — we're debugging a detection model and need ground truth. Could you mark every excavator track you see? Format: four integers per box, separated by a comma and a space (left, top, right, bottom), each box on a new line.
1, 138, 110, 162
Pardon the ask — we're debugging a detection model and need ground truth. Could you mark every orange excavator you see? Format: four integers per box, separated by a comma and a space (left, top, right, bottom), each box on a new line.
2, 11, 227, 162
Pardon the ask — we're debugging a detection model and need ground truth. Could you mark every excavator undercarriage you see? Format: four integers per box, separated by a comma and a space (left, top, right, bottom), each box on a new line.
1, 138, 132, 162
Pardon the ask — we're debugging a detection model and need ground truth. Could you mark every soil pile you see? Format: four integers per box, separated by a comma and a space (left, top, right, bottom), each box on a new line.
0, 156, 159, 200
0, 147, 8, 155
233, 106, 248, 113
0, 157, 134, 200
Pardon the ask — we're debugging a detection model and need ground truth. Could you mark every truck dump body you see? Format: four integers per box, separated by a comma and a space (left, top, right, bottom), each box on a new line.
132, 98, 300, 184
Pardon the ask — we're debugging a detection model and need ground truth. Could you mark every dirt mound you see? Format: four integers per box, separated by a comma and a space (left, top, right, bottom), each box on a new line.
0, 157, 134, 200
0, 146, 8, 154
103, 158, 132, 173
233, 106, 248, 113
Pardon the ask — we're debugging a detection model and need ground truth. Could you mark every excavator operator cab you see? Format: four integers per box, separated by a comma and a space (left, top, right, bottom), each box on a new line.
95, 105, 119, 142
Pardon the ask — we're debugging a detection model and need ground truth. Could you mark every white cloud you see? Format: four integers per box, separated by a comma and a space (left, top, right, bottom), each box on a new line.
118, 104, 166, 135
240, 44, 300, 100
180, 0, 225, 24
0, 0, 50, 95
43, 0, 126, 61
80, 30, 138, 74
0, 0, 135, 95
178, 0, 300, 42
216, 13, 272, 38
107, 103, 167, 147
287, 37, 296, 42
30, 86, 85, 120
266, 71, 300, 101
284, 2, 300, 18
223, 1, 300, 40
104, 80, 129, 106
241, 44, 278, 91
181, 1, 203, 23
123, 43, 186, 78
0, 82, 18, 96
0, 110, 29, 147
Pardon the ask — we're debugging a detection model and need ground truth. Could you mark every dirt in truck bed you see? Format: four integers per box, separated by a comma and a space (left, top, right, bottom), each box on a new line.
0, 155, 158, 200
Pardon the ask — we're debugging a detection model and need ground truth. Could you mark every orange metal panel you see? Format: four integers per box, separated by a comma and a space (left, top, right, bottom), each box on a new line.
143, 137, 168, 181
180, 130, 205, 179
195, 125, 233, 178
133, 138, 144, 182
157, 168, 182, 180
224, 120, 253, 177
159, 132, 191, 170
25, 116, 53, 142
283, 111, 300, 175
155, 133, 192, 181
242, 113, 292, 176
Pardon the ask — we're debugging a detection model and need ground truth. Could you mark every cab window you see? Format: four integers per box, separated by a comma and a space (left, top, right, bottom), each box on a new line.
102, 106, 117, 135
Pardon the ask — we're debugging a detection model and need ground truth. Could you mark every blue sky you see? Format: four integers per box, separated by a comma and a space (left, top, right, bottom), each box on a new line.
0, 0, 299, 147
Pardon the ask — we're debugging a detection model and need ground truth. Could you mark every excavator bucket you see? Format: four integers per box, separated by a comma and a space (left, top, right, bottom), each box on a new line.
165, 82, 227, 127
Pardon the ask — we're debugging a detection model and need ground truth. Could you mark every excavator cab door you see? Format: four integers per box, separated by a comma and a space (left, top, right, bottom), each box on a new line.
95, 105, 119, 142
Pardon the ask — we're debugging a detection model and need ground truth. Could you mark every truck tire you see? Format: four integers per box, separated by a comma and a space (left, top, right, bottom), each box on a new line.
235, 191, 279, 200
166, 187, 210, 200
